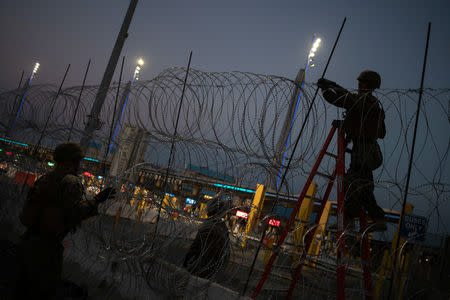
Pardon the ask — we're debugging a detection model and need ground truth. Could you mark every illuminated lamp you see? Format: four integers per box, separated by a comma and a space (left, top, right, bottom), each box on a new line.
268, 219, 281, 227
185, 198, 196, 205
236, 210, 248, 219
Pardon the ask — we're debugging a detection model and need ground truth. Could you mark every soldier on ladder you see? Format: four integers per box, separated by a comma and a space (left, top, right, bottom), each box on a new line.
317, 70, 387, 232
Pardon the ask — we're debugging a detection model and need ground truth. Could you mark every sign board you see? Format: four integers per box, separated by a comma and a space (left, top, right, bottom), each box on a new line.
400, 214, 428, 241
268, 219, 280, 227
236, 210, 249, 219
185, 198, 196, 205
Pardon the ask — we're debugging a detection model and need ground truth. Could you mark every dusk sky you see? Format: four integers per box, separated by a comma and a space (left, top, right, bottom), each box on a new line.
1, 0, 449, 90
0, 1, 449, 234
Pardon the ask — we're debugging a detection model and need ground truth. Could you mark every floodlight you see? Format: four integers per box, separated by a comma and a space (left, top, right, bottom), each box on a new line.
137, 58, 144, 66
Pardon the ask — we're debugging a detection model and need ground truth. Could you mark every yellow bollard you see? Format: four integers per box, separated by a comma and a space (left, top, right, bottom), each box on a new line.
241, 184, 267, 247
375, 203, 414, 300
199, 202, 207, 219
307, 200, 332, 266
291, 182, 317, 264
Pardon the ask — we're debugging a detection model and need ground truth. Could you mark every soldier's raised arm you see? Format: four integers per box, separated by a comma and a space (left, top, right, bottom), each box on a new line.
317, 78, 358, 109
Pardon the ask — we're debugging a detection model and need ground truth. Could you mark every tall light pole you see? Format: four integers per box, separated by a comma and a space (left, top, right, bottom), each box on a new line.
9, 62, 40, 136
80, 0, 139, 150
107, 57, 144, 156
268, 34, 321, 190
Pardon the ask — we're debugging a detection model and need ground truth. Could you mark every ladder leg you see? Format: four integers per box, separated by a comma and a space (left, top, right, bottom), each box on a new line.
336, 126, 346, 300
252, 125, 338, 299
286, 168, 337, 299
286, 125, 350, 300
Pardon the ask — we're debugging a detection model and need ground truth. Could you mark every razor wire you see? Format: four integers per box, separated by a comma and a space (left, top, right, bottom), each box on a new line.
0, 67, 449, 299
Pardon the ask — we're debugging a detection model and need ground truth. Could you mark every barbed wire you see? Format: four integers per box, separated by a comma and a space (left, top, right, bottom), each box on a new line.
0, 67, 449, 299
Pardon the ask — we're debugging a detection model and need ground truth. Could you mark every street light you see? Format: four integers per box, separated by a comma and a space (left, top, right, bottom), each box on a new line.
274, 33, 322, 189
31, 62, 40, 80
307, 36, 321, 69
9, 61, 41, 135
107, 57, 145, 156
132, 58, 144, 82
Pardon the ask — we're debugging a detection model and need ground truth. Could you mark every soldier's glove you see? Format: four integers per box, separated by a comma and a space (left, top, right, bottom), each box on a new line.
317, 78, 338, 90
95, 187, 116, 204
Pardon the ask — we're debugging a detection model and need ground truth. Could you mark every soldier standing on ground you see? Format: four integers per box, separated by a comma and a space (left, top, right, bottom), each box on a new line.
183, 194, 230, 280
317, 70, 387, 232
15, 142, 115, 299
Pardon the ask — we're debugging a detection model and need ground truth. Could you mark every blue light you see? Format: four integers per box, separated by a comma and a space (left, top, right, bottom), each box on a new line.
108, 77, 136, 157
83, 157, 99, 162
185, 198, 196, 204
10, 78, 32, 134
213, 183, 254, 194
98, 175, 103, 179
165, 193, 175, 197
275, 34, 318, 189
0, 137, 29, 147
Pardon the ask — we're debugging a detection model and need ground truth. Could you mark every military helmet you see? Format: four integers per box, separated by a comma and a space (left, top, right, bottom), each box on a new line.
357, 70, 381, 89
54, 142, 84, 162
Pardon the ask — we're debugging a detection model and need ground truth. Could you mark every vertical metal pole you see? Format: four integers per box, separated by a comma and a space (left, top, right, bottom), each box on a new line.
5, 70, 24, 137
16, 70, 25, 90
388, 22, 431, 300
104, 56, 125, 165
107, 80, 132, 156
243, 18, 347, 297
81, 0, 139, 149
152, 51, 192, 239
36, 64, 71, 146
68, 59, 91, 141
336, 124, 346, 300
19, 64, 70, 194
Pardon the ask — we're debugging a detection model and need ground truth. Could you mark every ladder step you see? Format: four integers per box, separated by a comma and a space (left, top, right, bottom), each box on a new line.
315, 171, 335, 180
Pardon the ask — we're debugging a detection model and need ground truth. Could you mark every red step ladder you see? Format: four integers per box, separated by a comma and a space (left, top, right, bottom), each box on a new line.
252, 120, 374, 300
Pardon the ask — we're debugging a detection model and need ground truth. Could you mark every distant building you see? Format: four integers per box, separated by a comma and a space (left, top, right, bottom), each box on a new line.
109, 125, 150, 178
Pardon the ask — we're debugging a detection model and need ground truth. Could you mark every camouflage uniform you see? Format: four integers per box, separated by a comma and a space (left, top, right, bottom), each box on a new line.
15, 166, 98, 299
320, 74, 386, 221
